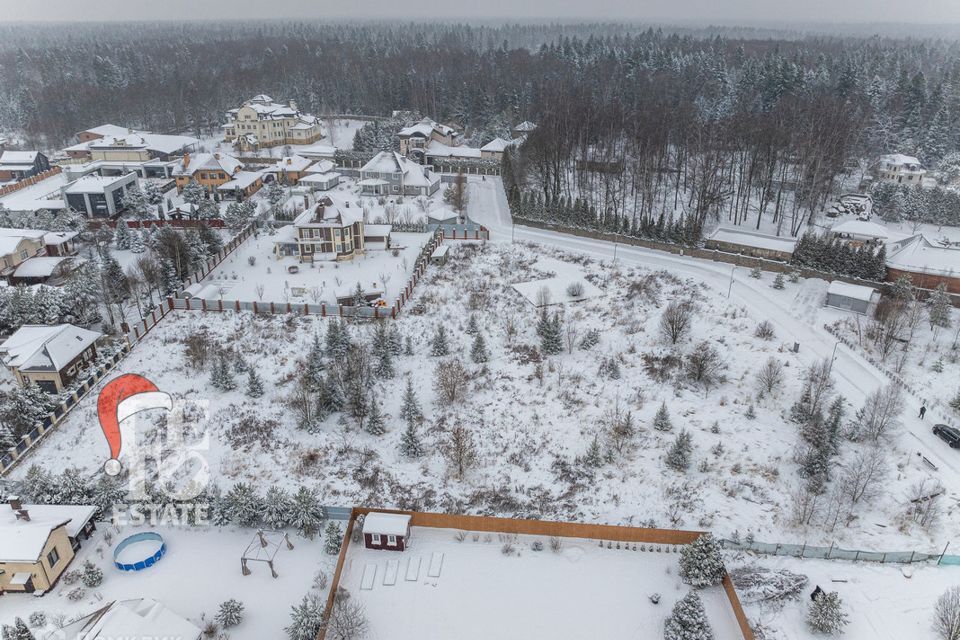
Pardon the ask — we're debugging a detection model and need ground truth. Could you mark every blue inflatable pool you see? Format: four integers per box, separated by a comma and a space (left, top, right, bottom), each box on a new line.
113, 531, 166, 571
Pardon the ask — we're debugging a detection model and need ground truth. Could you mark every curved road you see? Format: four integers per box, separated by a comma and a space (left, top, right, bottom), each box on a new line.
468, 177, 960, 489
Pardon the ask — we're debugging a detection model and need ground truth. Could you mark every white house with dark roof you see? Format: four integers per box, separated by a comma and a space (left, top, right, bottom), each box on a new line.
0, 323, 102, 392
398, 118, 461, 162
223, 95, 324, 151
875, 153, 927, 185
0, 496, 97, 594
358, 151, 440, 197
49, 598, 201, 640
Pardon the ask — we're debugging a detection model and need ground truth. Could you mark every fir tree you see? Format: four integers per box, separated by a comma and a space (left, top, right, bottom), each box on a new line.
653, 402, 673, 431
772, 272, 785, 289
304, 331, 325, 389
665, 429, 693, 471
211, 353, 237, 391
373, 323, 395, 378
366, 397, 386, 435
285, 594, 325, 640
664, 591, 714, 640
470, 333, 489, 363
114, 220, 132, 250
807, 591, 849, 634
750, 265, 762, 278
404, 335, 414, 356
430, 326, 450, 357
323, 521, 343, 555
263, 486, 293, 529
679, 533, 726, 587
4, 618, 35, 640
316, 373, 342, 419
198, 223, 223, 254
541, 312, 563, 356
466, 314, 479, 335
579, 328, 601, 350
159, 257, 180, 295
129, 230, 145, 254
246, 369, 264, 397
399, 378, 422, 423
400, 415, 424, 458
181, 180, 206, 206
216, 599, 245, 628
225, 482, 263, 527
80, 560, 104, 587
929, 282, 953, 329
289, 486, 324, 539
584, 435, 603, 468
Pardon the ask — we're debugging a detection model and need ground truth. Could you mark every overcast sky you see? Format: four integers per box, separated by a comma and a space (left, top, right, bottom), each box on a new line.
3, 0, 959, 24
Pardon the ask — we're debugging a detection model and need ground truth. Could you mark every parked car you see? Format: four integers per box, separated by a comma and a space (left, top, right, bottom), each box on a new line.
933, 424, 960, 449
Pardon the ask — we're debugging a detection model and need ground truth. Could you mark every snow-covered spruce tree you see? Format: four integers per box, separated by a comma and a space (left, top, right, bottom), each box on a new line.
430, 326, 450, 357
665, 429, 693, 472
4, 618, 35, 640
114, 220, 132, 250
216, 599, 245, 628
159, 257, 180, 295
129, 230, 145, 254
807, 590, 849, 634
304, 331, 325, 389
470, 333, 489, 363
399, 378, 422, 423
290, 486, 325, 539
400, 416, 424, 459
263, 486, 293, 529
211, 353, 237, 391
325, 319, 351, 359
388, 325, 403, 357
541, 312, 563, 356
324, 521, 344, 555
772, 272, 785, 289
584, 435, 603, 468
316, 373, 343, 419
181, 180, 206, 206
365, 397, 386, 436
466, 314, 479, 335
579, 328, 600, 350
225, 482, 264, 527
404, 335, 414, 356
750, 265, 762, 278
374, 331, 395, 378
285, 593, 325, 640
928, 283, 953, 330
679, 533, 726, 588
653, 401, 673, 432
80, 560, 103, 587
664, 590, 714, 640
246, 369, 264, 398
198, 223, 223, 254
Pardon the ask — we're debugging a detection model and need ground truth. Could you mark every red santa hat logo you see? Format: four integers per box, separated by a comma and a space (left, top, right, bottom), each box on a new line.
97, 374, 172, 476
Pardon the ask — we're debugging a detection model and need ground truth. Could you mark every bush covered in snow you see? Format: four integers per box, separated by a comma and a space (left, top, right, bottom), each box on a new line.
679, 533, 725, 588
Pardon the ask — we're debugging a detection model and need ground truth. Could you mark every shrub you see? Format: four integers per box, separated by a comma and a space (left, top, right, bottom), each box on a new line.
755, 320, 776, 340
566, 281, 585, 298
216, 599, 245, 628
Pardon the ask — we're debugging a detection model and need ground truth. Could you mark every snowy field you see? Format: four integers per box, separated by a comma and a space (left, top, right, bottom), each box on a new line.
10, 238, 954, 559
190, 230, 431, 305
339, 526, 742, 640
731, 553, 960, 640
511, 256, 604, 306
0, 524, 333, 640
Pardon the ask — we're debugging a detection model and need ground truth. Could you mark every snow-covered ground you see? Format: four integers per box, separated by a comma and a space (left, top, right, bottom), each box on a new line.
0, 524, 333, 639
731, 552, 960, 640
0, 172, 68, 212
340, 525, 742, 640
191, 230, 430, 305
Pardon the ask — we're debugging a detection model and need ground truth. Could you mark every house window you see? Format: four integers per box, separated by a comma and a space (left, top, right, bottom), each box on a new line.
371, 534, 381, 545
19, 250, 28, 261
387, 535, 397, 546
66, 365, 75, 376
47, 548, 60, 567
392, 185, 400, 193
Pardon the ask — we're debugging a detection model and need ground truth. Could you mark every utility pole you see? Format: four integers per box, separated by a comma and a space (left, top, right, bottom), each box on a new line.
727, 266, 736, 298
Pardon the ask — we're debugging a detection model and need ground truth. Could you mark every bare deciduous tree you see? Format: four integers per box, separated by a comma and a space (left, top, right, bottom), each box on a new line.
838, 446, 886, 506
684, 341, 725, 392
849, 385, 904, 442
756, 357, 785, 396
325, 590, 369, 640
659, 301, 693, 345
434, 358, 470, 403
903, 478, 945, 531
934, 587, 960, 640
443, 422, 478, 479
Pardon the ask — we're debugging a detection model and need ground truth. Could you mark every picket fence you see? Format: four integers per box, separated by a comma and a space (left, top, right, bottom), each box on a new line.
720, 537, 960, 566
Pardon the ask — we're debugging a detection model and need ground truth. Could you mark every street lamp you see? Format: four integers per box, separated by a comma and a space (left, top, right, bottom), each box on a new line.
829, 340, 840, 373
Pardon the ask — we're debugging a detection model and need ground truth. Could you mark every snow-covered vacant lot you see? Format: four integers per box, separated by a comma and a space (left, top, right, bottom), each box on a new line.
340, 526, 742, 640
11, 238, 954, 561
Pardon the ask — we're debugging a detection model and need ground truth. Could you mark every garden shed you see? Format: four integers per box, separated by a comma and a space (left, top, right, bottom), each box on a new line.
825, 280, 879, 315
362, 512, 411, 552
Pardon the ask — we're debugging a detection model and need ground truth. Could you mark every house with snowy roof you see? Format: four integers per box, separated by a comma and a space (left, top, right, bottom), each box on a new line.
0, 228, 78, 263
274, 195, 367, 262
64, 127, 197, 163
0, 151, 50, 182
50, 598, 201, 640
512, 120, 537, 137
704, 227, 797, 262
0, 496, 97, 594
262, 154, 316, 185
223, 95, 324, 151
0, 323, 102, 392
75, 123, 145, 144
172, 152, 244, 194
480, 137, 514, 160
885, 235, 960, 294
398, 118, 461, 162
61, 172, 139, 219
874, 153, 927, 185
0, 228, 46, 278
358, 151, 440, 197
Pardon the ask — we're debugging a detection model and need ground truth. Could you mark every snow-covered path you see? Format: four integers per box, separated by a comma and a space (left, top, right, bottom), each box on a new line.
468, 178, 960, 515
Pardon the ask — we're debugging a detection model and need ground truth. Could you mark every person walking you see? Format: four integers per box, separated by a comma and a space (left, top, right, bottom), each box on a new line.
919, 405, 927, 420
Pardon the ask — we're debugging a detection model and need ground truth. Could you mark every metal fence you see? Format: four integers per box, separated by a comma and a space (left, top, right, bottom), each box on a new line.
720, 537, 959, 565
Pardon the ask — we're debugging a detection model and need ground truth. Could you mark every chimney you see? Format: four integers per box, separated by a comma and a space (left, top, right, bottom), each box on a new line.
8, 495, 21, 511
286, 158, 292, 165
214, 152, 220, 160
182, 152, 191, 168
17, 509, 30, 522
289, 100, 298, 112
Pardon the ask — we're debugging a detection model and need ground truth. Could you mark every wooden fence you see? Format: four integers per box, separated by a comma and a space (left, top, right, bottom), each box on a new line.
0, 165, 62, 197
319, 508, 754, 640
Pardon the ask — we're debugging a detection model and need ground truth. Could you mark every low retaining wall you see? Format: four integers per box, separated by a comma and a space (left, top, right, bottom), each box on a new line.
321, 508, 754, 640
0, 166, 62, 197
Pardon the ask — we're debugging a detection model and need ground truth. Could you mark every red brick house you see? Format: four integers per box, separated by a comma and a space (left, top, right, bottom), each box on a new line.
362, 512, 411, 551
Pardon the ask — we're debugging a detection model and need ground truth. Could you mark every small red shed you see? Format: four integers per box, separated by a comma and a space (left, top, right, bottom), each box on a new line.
362, 512, 411, 552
